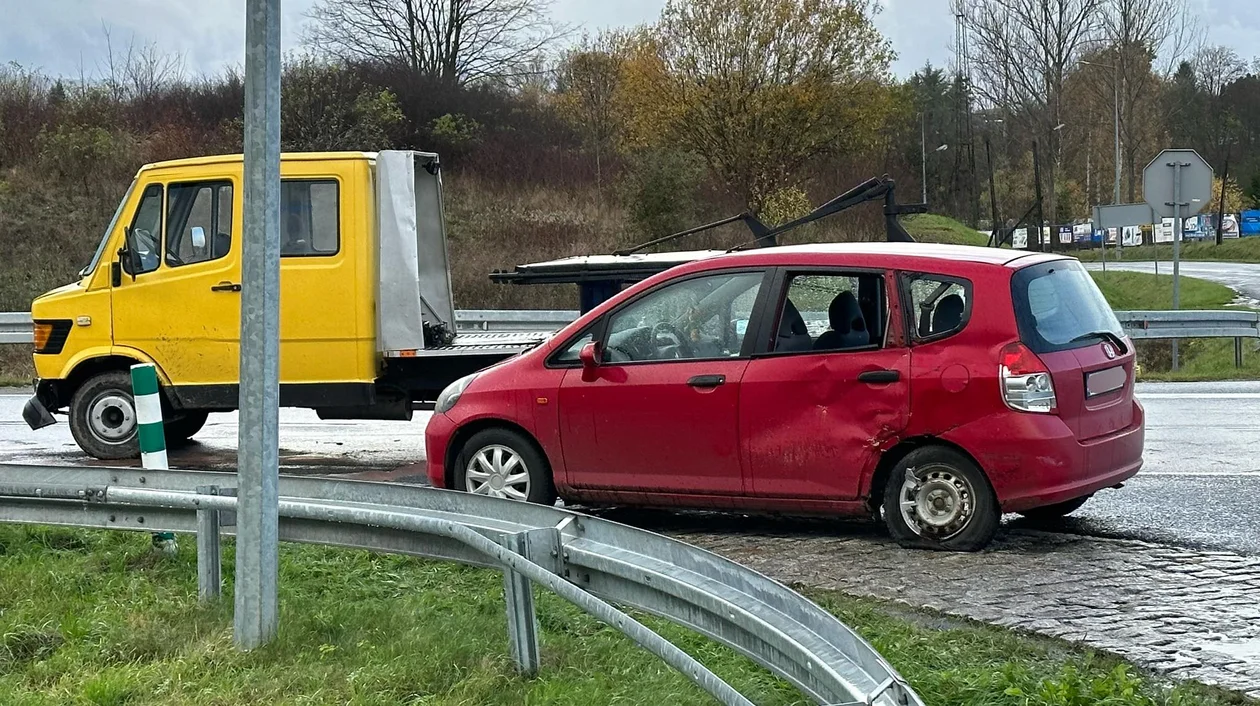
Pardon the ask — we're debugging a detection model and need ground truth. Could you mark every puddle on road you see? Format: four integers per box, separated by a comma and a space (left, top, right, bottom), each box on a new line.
1208, 637, 1260, 660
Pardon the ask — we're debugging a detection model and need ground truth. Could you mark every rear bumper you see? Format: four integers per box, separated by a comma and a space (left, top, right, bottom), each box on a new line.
957, 400, 1145, 513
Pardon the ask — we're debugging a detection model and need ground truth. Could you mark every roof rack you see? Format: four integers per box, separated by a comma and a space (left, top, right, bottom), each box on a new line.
490, 175, 927, 311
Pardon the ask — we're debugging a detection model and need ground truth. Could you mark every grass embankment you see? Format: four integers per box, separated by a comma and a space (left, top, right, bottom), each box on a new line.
902, 213, 990, 246
1089, 270, 1259, 381
1076, 237, 1260, 264
0, 526, 1241, 705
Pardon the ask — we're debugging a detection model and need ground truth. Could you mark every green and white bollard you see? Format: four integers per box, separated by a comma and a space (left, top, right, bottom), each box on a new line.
131, 363, 178, 555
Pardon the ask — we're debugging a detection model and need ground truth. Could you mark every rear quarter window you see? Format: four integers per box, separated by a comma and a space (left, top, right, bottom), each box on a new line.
1011, 260, 1123, 353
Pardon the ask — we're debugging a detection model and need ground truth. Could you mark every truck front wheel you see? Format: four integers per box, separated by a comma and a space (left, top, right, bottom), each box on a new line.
69, 371, 140, 460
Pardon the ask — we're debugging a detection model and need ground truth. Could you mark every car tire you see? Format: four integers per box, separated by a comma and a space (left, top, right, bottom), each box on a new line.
454, 428, 556, 505
882, 446, 999, 552
164, 411, 209, 446
1017, 494, 1091, 522
69, 371, 140, 460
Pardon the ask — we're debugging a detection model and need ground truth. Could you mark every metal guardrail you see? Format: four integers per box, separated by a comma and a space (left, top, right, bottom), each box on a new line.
0, 464, 922, 706
0, 312, 32, 344
7, 308, 1257, 344
1113, 310, 1260, 340
0, 311, 578, 341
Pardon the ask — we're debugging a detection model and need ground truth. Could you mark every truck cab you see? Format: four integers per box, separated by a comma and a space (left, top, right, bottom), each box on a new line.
24, 151, 543, 460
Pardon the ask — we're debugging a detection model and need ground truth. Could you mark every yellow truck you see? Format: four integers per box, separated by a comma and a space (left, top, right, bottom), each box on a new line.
23, 150, 543, 459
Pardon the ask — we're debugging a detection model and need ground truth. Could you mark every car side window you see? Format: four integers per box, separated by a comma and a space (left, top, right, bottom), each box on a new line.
554, 330, 594, 364
166, 182, 233, 267
903, 273, 972, 340
771, 273, 884, 353
604, 272, 763, 363
123, 184, 163, 276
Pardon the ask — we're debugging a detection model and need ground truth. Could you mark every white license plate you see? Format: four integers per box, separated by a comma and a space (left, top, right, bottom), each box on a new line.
1086, 366, 1126, 397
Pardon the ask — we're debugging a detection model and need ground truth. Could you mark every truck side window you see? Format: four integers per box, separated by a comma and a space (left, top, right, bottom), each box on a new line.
123, 184, 163, 276
281, 180, 339, 256
166, 182, 233, 267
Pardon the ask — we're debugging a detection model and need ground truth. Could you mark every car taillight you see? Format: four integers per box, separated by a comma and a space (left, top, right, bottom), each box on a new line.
1000, 342, 1056, 414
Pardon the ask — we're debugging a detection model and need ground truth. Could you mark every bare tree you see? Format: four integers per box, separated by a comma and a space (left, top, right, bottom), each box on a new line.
1192, 44, 1247, 167
99, 24, 185, 102
960, 0, 1104, 238
1095, 0, 1196, 199
305, 0, 565, 86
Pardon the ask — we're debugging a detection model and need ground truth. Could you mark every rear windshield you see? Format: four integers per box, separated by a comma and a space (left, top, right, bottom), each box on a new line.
1011, 260, 1123, 353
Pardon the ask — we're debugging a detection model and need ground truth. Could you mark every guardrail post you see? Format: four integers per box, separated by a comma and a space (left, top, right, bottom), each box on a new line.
1237, 337, 1245, 368
500, 530, 541, 675
196, 485, 222, 601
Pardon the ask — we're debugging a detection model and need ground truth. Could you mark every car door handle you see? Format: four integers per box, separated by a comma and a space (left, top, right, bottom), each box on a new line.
687, 374, 726, 388
857, 369, 901, 384
211, 282, 242, 292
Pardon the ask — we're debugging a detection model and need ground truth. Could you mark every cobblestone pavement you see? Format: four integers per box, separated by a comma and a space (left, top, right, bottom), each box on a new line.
647, 517, 1260, 697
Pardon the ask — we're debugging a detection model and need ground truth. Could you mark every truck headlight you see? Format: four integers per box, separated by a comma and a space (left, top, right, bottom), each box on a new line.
435, 373, 478, 414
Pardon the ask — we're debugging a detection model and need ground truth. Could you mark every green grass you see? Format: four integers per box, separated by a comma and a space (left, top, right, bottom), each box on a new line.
1089, 271, 1239, 310
0, 526, 1242, 705
1076, 237, 1260, 264
1088, 270, 1260, 381
903, 213, 990, 246
0, 344, 33, 388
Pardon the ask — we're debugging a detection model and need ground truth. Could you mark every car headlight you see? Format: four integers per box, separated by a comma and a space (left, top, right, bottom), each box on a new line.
435, 373, 478, 414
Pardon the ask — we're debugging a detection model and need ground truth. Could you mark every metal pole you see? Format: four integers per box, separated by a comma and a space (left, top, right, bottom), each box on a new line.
1032, 140, 1045, 253
1171, 160, 1183, 371
1217, 151, 1229, 247
921, 112, 928, 204
197, 485, 222, 602
986, 137, 1000, 246
501, 531, 541, 675
1113, 68, 1121, 205
236, 0, 282, 650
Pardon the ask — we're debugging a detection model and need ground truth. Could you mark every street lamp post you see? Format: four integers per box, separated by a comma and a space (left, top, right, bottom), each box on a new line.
920, 112, 949, 206
1081, 59, 1121, 205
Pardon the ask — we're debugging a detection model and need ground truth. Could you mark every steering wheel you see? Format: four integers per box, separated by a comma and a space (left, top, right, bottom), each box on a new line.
651, 321, 693, 359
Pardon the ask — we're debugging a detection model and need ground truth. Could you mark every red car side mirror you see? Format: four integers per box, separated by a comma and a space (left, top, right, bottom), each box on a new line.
579, 341, 601, 372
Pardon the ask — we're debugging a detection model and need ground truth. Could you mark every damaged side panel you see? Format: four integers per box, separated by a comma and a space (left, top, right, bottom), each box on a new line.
740, 348, 910, 502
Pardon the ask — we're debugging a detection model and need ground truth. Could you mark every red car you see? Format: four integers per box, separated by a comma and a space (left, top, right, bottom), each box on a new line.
425, 243, 1144, 551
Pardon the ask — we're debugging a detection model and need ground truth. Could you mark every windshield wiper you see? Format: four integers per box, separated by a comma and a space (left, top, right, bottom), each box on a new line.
1068, 329, 1127, 351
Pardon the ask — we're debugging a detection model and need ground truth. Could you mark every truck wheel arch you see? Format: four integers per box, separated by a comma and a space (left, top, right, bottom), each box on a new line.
52, 354, 165, 411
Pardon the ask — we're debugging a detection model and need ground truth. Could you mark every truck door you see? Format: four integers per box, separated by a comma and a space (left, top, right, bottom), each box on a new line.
112, 177, 242, 389
277, 171, 365, 400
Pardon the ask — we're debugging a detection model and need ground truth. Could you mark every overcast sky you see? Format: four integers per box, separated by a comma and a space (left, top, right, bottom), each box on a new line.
0, 0, 1256, 81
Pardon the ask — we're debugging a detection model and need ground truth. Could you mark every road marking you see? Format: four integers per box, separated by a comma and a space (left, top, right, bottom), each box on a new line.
1139, 393, 1260, 399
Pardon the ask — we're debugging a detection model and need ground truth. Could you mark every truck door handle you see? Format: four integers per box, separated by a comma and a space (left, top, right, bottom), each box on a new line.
687, 374, 726, 388
857, 369, 900, 384
211, 282, 242, 292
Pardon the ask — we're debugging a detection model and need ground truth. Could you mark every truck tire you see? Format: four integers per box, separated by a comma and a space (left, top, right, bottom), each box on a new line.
882, 446, 999, 552
1017, 494, 1091, 522
165, 411, 209, 445
454, 428, 556, 505
69, 371, 140, 460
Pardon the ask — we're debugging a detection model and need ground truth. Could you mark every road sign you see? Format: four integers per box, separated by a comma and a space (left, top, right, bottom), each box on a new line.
1143, 149, 1213, 218
1093, 203, 1154, 230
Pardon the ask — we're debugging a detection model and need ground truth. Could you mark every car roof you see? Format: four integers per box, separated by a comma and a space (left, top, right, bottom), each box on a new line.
674, 241, 1066, 273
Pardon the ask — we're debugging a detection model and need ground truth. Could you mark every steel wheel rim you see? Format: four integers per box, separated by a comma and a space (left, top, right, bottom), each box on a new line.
898, 463, 975, 540
87, 392, 136, 444
465, 444, 530, 500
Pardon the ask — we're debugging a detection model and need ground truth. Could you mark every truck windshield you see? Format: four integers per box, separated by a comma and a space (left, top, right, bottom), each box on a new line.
80, 178, 137, 278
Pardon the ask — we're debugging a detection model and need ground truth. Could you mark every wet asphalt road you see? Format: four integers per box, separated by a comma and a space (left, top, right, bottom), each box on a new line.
2, 381, 1258, 553
1084, 259, 1260, 304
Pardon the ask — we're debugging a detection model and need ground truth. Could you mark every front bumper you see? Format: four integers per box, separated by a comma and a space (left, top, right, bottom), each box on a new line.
23, 395, 56, 430
22, 379, 63, 430
424, 411, 457, 489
